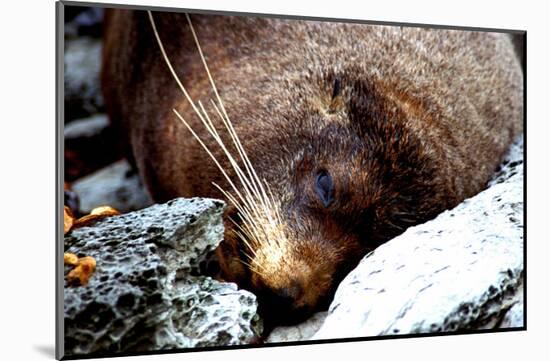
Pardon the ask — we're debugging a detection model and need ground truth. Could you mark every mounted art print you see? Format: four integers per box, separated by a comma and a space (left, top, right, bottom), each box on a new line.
56, 1, 526, 359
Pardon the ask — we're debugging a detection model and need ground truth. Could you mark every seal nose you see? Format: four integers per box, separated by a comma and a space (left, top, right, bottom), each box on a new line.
259, 283, 313, 325
273, 284, 302, 307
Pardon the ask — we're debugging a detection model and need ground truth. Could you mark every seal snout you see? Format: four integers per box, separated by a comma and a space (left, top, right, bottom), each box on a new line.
276, 283, 302, 301
257, 280, 314, 326
251, 249, 334, 325
271, 282, 304, 310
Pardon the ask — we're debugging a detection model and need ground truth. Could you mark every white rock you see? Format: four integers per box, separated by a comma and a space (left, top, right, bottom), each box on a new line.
64, 114, 109, 139
266, 312, 328, 343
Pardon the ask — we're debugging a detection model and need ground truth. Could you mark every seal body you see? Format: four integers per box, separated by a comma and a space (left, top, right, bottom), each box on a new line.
102, 10, 523, 325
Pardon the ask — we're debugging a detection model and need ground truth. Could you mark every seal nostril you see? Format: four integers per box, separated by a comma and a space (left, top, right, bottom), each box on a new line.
273, 283, 302, 306
257, 283, 313, 327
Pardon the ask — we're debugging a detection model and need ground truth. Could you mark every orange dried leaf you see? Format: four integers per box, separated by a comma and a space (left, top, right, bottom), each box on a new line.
90, 206, 120, 216
73, 205, 120, 229
74, 215, 104, 228
64, 252, 79, 266
78, 256, 96, 270
73, 214, 103, 228
64, 206, 75, 234
67, 256, 97, 286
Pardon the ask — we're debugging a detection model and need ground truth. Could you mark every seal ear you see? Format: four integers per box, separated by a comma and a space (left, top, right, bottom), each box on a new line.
331, 77, 341, 99
327, 77, 345, 114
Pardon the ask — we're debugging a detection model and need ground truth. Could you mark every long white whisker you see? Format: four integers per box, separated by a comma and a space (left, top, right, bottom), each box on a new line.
172, 109, 252, 209
215, 180, 284, 264
231, 225, 259, 258
148, 12, 266, 217
213, 183, 270, 250
208, 94, 275, 216
212, 182, 260, 237
147, 12, 209, 129
149, 11, 265, 220
208, 99, 265, 206
185, 14, 275, 219
149, 11, 288, 265
264, 179, 284, 232
197, 101, 265, 221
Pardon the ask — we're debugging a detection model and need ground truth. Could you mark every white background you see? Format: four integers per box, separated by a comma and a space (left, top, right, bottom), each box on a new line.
0, 0, 547, 360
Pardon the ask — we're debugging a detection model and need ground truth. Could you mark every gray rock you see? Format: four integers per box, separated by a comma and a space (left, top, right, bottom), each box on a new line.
64, 198, 262, 356
65, 37, 104, 120
64, 114, 109, 140
266, 312, 327, 343
72, 159, 153, 214
500, 283, 524, 328
311, 136, 524, 340
64, 7, 104, 38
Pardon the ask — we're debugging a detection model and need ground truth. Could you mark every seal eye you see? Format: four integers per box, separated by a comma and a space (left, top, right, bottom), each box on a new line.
315, 170, 335, 208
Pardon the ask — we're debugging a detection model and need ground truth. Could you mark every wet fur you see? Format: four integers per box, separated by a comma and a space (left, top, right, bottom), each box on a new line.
102, 10, 523, 325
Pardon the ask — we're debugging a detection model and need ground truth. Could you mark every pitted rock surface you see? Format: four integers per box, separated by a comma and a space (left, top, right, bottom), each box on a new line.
64, 198, 262, 356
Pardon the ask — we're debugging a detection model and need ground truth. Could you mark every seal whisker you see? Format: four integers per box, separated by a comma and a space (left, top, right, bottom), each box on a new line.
182, 14, 285, 247
230, 225, 271, 276
212, 183, 256, 226
236, 257, 268, 278
151, 10, 278, 238
197, 100, 268, 222
263, 179, 285, 231
232, 228, 262, 262
185, 13, 276, 221
215, 177, 288, 268
212, 182, 269, 246
148, 11, 258, 212
173, 109, 255, 212
208, 99, 275, 214
212, 182, 284, 279
213, 181, 288, 273
209, 99, 264, 203
149, 12, 258, 217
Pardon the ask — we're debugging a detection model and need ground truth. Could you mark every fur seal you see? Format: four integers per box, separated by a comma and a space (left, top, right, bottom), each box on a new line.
102, 9, 523, 326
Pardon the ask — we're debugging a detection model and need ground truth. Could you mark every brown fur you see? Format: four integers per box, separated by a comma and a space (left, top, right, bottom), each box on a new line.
102, 10, 523, 326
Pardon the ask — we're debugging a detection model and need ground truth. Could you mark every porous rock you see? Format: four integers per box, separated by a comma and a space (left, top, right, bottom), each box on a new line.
311, 135, 524, 340
64, 198, 262, 356
72, 159, 153, 214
